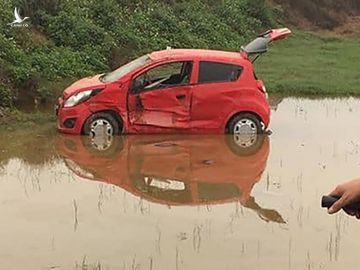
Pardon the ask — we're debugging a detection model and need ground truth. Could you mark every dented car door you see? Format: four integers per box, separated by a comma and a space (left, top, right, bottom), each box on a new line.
128, 61, 193, 130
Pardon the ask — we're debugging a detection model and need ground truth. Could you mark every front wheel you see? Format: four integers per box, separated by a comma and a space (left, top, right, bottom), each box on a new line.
83, 112, 121, 136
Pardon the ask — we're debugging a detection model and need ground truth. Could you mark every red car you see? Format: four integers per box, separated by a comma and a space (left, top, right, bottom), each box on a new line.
56, 28, 291, 135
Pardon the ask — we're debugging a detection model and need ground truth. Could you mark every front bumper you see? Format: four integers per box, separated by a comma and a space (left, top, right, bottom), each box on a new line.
56, 98, 91, 135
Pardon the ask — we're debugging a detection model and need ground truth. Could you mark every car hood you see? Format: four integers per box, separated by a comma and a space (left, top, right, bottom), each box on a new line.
63, 74, 105, 99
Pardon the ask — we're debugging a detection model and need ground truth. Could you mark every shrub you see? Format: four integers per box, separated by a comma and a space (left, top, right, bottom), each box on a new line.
0, 84, 13, 107
0, 0, 274, 109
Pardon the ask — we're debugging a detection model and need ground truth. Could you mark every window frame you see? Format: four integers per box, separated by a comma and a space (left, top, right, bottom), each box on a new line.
130, 60, 194, 95
197, 61, 243, 85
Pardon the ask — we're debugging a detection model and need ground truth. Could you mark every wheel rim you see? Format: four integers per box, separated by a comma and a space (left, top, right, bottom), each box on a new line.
90, 119, 114, 137
233, 118, 258, 148
89, 119, 114, 151
90, 134, 114, 151
233, 118, 257, 135
233, 133, 257, 148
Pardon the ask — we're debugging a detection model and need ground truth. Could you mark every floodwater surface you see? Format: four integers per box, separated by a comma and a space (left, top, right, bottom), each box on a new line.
1, 97, 360, 270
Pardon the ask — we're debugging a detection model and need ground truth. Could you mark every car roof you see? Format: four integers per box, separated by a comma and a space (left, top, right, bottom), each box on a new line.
149, 49, 245, 63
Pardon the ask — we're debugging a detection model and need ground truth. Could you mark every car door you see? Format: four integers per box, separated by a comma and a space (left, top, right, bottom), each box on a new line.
190, 61, 243, 130
128, 61, 193, 130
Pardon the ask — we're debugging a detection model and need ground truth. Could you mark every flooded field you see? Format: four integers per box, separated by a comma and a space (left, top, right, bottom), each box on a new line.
1, 97, 360, 270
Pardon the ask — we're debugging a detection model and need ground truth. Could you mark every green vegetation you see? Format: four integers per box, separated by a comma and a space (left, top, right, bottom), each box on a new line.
0, 0, 359, 117
0, 109, 55, 128
256, 31, 360, 96
0, 84, 13, 107
0, 0, 272, 109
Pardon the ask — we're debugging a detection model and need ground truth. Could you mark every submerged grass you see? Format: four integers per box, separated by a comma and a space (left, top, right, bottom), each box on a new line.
0, 120, 57, 167
256, 31, 360, 96
0, 109, 55, 128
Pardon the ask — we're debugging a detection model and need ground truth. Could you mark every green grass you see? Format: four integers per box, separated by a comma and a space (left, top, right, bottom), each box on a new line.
0, 109, 55, 128
256, 31, 360, 96
2, 0, 358, 108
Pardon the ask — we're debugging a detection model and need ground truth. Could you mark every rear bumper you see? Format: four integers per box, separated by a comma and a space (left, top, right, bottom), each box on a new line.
263, 102, 271, 128
56, 98, 91, 135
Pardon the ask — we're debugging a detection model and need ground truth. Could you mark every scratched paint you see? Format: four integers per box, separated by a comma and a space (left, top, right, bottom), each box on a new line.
1, 97, 360, 269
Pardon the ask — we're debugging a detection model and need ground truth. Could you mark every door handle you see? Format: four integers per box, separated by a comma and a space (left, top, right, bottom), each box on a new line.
176, 94, 186, 100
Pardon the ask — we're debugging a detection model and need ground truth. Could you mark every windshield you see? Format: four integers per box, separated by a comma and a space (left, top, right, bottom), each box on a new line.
100, 55, 152, 83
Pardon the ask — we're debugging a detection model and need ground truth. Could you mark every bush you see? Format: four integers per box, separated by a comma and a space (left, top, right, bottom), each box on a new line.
0, 84, 13, 107
0, 0, 274, 109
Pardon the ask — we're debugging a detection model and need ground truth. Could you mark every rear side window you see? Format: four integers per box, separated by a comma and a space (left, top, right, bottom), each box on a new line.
198, 61, 243, 84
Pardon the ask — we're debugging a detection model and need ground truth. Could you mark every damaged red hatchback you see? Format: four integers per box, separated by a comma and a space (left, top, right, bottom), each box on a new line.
56, 28, 291, 135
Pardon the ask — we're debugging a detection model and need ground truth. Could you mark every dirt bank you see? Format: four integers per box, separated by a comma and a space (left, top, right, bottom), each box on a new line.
271, 0, 360, 33
0, 107, 7, 124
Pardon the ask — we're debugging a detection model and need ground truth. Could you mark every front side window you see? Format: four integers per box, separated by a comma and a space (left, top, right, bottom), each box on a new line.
198, 61, 243, 84
132, 61, 193, 94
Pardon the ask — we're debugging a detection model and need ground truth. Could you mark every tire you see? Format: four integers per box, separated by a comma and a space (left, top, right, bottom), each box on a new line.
83, 112, 121, 136
81, 135, 124, 158
226, 113, 262, 135
225, 133, 266, 156
225, 113, 264, 156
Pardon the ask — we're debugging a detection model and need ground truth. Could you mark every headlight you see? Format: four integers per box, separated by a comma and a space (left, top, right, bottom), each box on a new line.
64, 89, 102, 108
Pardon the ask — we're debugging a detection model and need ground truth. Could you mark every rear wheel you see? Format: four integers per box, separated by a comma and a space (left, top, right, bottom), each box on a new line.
83, 112, 121, 136
227, 113, 262, 135
225, 133, 265, 156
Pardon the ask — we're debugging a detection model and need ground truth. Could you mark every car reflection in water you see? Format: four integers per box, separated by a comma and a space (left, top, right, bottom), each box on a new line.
57, 133, 285, 224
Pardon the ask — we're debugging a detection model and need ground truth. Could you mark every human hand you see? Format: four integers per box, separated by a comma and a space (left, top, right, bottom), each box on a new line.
328, 179, 360, 215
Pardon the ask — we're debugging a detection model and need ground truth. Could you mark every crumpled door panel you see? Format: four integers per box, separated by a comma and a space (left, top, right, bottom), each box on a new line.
129, 110, 188, 128
128, 86, 191, 129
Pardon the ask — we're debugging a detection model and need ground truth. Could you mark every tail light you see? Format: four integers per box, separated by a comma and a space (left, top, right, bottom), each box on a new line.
256, 80, 268, 98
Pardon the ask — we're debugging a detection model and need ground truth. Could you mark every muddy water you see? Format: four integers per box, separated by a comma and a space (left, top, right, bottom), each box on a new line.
1, 97, 360, 270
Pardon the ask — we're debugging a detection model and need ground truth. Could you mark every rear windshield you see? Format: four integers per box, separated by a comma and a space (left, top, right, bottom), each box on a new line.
242, 37, 270, 55
100, 55, 152, 83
